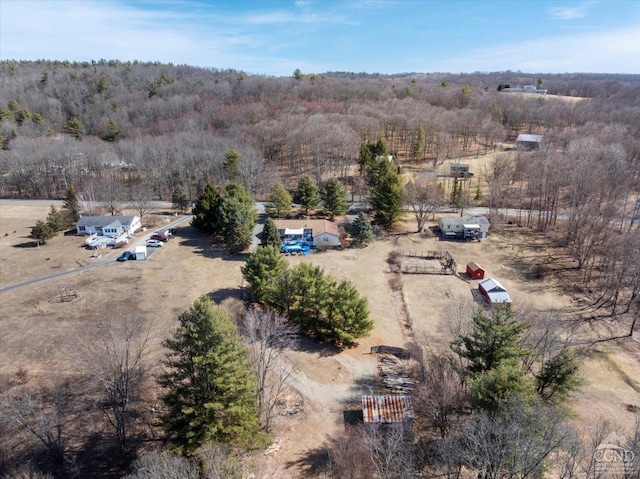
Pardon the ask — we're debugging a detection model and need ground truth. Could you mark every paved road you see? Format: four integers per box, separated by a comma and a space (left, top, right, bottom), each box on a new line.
0, 199, 175, 210
252, 202, 266, 248
0, 214, 192, 294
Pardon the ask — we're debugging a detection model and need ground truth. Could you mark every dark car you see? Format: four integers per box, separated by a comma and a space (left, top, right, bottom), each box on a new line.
117, 251, 134, 261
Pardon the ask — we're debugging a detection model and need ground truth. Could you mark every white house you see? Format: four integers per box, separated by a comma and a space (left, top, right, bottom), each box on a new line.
438, 215, 490, 239
274, 219, 341, 249
76, 215, 141, 237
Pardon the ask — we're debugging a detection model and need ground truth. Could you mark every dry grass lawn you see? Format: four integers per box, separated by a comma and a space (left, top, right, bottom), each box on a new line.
0, 202, 638, 477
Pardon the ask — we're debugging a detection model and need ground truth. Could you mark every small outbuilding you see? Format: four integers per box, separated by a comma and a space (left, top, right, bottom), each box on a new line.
362, 395, 414, 426
466, 262, 485, 280
479, 277, 512, 305
516, 134, 543, 151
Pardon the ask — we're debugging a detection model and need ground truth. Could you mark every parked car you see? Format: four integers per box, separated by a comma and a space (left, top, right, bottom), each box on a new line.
150, 233, 171, 242
146, 239, 164, 248
117, 251, 135, 261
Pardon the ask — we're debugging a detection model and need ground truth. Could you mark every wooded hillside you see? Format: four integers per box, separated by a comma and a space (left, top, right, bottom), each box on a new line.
1, 61, 639, 202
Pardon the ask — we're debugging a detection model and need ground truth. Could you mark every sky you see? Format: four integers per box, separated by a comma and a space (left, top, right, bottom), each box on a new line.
1, 0, 639, 76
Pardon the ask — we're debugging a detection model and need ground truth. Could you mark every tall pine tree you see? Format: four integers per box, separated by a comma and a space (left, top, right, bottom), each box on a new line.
261, 218, 282, 248
265, 182, 292, 219
320, 178, 348, 221
62, 185, 81, 227
295, 175, 320, 214
158, 297, 265, 456
191, 183, 222, 234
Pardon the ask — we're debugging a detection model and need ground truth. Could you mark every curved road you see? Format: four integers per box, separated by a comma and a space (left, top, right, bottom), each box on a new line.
0, 213, 192, 294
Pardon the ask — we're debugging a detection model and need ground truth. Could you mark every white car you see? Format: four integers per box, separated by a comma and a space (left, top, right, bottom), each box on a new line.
146, 239, 164, 248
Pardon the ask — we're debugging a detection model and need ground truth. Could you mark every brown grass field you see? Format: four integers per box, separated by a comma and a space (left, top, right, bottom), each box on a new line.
1, 200, 638, 477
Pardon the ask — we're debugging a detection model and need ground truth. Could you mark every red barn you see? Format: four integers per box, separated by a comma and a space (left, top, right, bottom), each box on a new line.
466, 262, 485, 280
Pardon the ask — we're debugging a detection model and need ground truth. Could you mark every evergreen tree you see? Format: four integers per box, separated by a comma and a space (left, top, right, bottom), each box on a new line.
219, 182, 256, 253
320, 178, 348, 221
46, 205, 66, 232
172, 184, 190, 214
287, 263, 372, 345
158, 297, 265, 456
371, 163, 404, 228
30, 220, 54, 245
191, 183, 221, 234
65, 116, 84, 139
261, 218, 282, 248
295, 175, 320, 214
62, 185, 81, 226
265, 182, 292, 219
242, 246, 288, 304
104, 118, 120, 141
470, 360, 534, 413
411, 125, 426, 161
223, 149, 241, 182
535, 349, 582, 402
327, 279, 374, 344
225, 215, 253, 254
351, 212, 374, 245
451, 306, 527, 377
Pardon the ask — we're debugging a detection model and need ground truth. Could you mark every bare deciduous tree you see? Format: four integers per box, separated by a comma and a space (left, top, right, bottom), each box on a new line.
239, 308, 297, 432
413, 352, 467, 438
79, 314, 151, 451
0, 378, 73, 466
405, 174, 446, 232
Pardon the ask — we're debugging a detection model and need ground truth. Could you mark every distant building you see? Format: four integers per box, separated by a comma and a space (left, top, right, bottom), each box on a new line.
450, 163, 473, 178
503, 84, 547, 95
516, 134, 543, 151
438, 215, 490, 240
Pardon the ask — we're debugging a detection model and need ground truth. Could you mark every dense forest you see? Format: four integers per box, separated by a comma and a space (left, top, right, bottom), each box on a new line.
1, 61, 639, 478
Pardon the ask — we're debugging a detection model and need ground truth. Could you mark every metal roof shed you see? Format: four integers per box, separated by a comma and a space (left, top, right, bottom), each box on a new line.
479, 277, 512, 304
362, 395, 414, 424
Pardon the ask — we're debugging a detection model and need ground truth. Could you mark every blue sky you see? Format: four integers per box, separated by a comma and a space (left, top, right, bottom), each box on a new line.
1, 0, 639, 75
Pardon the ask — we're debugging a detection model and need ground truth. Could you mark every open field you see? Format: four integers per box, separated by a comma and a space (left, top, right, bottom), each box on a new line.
1, 203, 638, 477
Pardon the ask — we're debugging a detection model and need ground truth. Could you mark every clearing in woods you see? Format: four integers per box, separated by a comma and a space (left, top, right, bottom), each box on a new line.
0, 201, 638, 477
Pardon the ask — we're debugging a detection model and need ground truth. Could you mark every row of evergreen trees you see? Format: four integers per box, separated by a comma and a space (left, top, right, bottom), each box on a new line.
29, 186, 80, 244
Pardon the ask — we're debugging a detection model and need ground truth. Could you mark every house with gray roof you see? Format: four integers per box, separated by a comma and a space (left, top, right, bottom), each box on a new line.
76, 215, 141, 237
516, 134, 543, 151
438, 215, 490, 240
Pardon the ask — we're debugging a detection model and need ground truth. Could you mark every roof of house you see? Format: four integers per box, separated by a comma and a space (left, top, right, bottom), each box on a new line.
76, 215, 137, 228
440, 215, 490, 227
467, 262, 484, 272
516, 134, 543, 143
274, 219, 339, 237
362, 395, 414, 424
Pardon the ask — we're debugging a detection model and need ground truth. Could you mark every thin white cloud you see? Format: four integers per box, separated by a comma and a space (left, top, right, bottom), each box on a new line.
548, 2, 595, 20
428, 27, 640, 74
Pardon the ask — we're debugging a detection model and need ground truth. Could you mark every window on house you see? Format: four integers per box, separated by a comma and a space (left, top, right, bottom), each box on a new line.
79, 226, 85, 231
